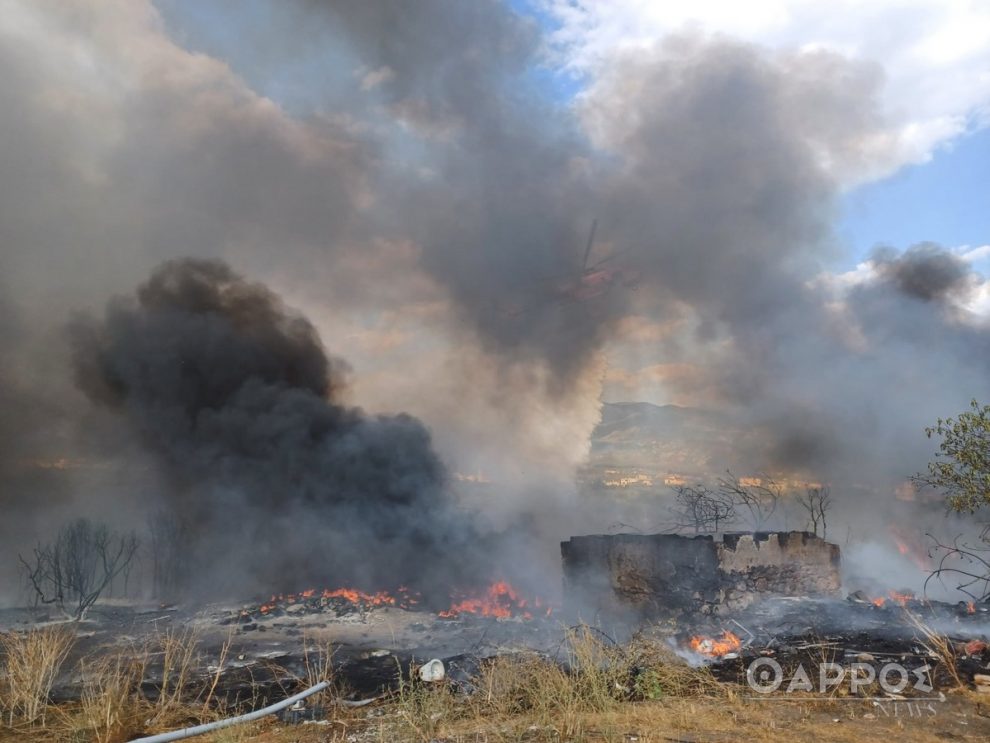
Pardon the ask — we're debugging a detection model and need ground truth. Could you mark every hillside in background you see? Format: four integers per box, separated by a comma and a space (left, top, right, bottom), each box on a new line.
582, 402, 764, 491
590, 402, 744, 475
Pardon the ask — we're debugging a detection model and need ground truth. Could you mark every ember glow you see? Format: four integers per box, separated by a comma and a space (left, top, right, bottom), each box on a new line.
439, 581, 553, 620
688, 631, 742, 657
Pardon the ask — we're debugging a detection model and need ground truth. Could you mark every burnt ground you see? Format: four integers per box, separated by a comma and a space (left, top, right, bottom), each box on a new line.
0, 598, 566, 705
3, 592, 990, 735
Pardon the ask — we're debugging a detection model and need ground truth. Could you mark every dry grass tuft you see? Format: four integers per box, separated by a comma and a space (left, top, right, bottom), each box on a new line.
302, 638, 335, 686
0, 624, 75, 727
152, 627, 201, 716
392, 655, 456, 741
905, 610, 966, 690
470, 626, 628, 732
301, 635, 339, 707
76, 654, 146, 743
391, 625, 730, 741
625, 634, 731, 700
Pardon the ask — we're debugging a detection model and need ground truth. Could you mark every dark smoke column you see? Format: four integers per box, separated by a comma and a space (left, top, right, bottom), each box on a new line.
71, 259, 481, 597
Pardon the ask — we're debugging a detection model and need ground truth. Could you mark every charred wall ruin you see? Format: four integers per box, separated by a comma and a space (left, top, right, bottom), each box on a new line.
561, 531, 841, 618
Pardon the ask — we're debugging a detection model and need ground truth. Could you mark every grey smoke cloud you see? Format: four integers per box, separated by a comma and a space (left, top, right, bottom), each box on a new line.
583, 37, 882, 334
872, 242, 972, 302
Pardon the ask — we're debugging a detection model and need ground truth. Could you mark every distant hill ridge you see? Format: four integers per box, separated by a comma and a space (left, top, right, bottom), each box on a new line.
591, 402, 741, 474
594, 402, 725, 445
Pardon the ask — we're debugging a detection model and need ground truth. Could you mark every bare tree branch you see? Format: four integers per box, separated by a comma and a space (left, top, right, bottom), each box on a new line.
924, 532, 990, 602
669, 484, 736, 534
19, 518, 139, 620
797, 485, 832, 538
717, 471, 782, 531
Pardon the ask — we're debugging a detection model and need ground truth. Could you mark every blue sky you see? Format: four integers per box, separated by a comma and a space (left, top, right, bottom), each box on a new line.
839, 127, 990, 263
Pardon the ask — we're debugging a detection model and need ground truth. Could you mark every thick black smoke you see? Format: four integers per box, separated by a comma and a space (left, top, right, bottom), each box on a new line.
70, 259, 485, 598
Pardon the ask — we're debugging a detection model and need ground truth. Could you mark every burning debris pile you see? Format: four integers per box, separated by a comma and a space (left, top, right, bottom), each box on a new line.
689, 630, 743, 657
219, 581, 553, 627
220, 587, 421, 625
561, 531, 840, 619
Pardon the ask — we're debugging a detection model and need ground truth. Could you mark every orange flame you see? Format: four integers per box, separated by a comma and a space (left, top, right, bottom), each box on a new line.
439, 581, 551, 620
866, 590, 917, 609
689, 631, 741, 657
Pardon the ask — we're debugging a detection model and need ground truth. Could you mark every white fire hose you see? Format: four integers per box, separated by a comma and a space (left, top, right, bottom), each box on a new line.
128, 680, 330, 743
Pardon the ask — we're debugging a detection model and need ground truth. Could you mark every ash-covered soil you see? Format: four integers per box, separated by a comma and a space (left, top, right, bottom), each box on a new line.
3, 592, 989, 708
0, 598, 566, 704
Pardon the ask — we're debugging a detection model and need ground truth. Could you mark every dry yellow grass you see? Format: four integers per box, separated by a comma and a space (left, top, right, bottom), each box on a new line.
152, 627, 202, 717
76, 654, 146, 743
0, 624, 75, 728
51, 627, 232, 742
147, 692, 987, 743
388, 626, 732, 741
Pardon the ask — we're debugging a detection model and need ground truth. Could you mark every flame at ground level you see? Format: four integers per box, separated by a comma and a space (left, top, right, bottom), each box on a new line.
253, 581, 551, 620
869, 589, 919, 608
439, 581, 552, 620
689, 631, 741, 657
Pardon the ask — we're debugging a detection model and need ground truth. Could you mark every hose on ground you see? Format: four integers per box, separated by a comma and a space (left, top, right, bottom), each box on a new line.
128, 680, 330, 743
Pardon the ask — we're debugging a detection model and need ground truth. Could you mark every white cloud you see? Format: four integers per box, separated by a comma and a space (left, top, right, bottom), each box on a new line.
542, 0, 990, 184
958, 244, 990, 263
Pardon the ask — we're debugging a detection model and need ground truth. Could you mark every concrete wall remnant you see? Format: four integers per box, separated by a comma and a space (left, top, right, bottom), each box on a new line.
561, 531, 840, 618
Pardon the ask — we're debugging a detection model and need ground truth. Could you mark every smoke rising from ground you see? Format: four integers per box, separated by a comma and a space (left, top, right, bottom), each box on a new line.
70, 258, 486, 597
